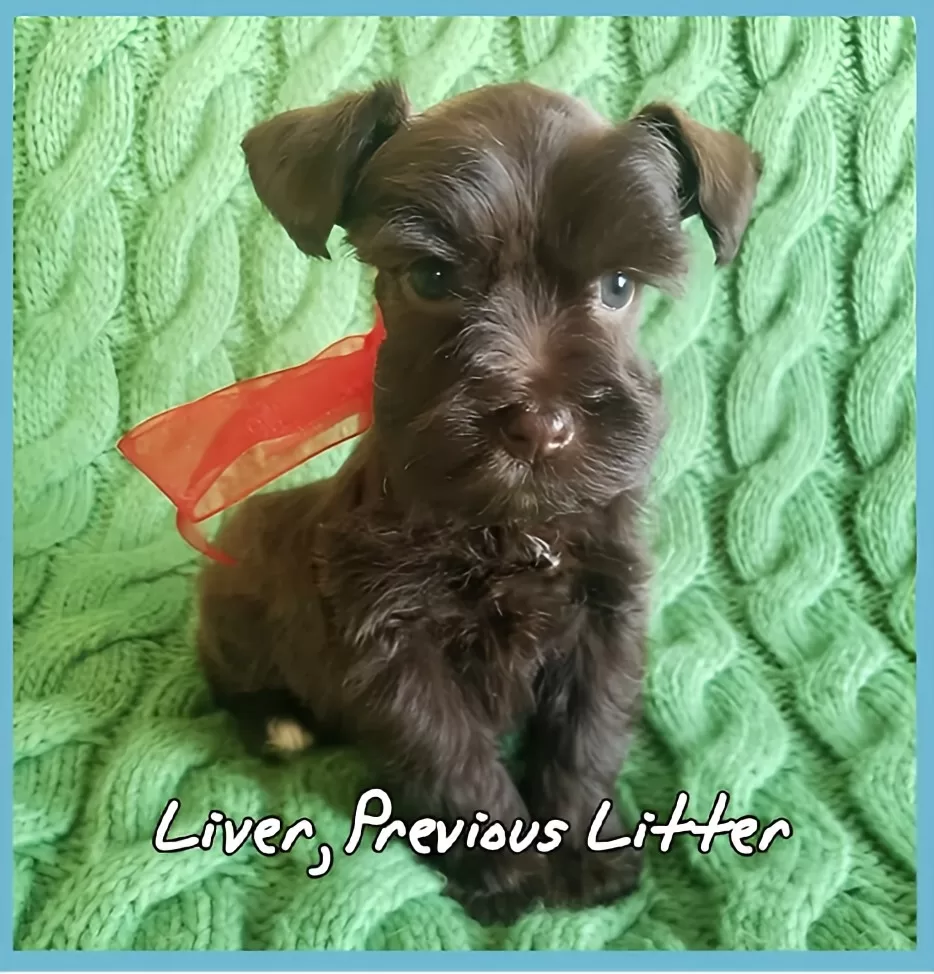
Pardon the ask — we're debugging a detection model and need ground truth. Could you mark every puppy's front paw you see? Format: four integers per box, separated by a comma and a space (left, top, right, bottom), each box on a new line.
445, 849, 548, 926
550, 843, 643, 908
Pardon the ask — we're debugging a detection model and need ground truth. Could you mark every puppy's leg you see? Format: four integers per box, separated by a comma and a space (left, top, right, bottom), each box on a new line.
211, 687, 319, 760
196, 590, 320, 761
345, 648, 548, 924
520, 618, 645, 908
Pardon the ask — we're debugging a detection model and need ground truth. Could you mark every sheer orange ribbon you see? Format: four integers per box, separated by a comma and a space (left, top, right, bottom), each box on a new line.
117, 310, 386, 565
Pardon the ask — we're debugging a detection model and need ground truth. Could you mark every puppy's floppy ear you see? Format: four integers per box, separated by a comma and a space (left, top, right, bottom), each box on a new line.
242, 80, 409, 258
633, 103, 762, 266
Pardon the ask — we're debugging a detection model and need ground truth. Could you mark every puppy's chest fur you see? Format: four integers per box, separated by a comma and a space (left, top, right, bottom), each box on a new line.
322, 516, 617, 728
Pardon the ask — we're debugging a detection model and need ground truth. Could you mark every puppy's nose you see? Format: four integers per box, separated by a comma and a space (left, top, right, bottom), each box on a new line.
500, 406, 574, 462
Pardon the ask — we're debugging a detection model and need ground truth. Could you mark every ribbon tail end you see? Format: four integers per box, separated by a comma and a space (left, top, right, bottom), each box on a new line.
176, 512, 237, 567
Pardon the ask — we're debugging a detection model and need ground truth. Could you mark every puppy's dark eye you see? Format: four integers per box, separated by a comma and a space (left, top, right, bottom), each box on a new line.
599, 272, 635, 310
406, 258, 458, 302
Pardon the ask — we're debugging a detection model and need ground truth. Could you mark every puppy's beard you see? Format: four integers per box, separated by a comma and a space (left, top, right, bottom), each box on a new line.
392, 436, 598, 523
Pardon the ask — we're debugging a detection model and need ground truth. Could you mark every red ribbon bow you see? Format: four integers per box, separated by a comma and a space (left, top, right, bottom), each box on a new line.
117, 309, 386, 564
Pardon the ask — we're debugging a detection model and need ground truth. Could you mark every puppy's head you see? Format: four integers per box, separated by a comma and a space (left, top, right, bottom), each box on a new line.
243, 82, 761, 521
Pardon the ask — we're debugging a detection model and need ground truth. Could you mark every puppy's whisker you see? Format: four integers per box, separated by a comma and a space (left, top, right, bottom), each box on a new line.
402, 455, 426, 472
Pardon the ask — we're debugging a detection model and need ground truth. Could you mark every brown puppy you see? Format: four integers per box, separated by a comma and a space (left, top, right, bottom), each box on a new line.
196, 80, 760, 923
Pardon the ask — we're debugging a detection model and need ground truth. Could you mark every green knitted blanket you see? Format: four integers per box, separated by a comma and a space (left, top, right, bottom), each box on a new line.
12, 15, 917, 952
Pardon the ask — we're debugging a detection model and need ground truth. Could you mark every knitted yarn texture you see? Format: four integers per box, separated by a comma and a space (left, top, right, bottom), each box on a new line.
12, 15, 917, 951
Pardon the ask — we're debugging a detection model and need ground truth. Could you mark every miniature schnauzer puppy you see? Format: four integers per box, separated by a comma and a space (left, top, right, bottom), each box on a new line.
196, 79, 760, 923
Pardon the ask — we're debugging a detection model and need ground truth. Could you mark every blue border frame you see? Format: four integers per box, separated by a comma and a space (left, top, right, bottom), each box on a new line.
2, 952, 932, 971
2, 4, 13, 966
4, 2, 925, 14
4, 4, 928, 971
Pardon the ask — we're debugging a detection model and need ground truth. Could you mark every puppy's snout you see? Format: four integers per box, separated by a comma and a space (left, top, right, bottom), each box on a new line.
500, 405, 575, 463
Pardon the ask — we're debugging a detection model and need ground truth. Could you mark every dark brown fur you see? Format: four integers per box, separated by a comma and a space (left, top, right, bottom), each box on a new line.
200, 80, 760, 923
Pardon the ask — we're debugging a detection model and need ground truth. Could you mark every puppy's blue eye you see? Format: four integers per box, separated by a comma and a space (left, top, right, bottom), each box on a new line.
407, 258, 458, 301
599, 272, 635, 310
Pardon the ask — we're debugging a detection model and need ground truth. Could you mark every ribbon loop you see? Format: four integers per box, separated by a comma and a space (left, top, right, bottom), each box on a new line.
117, 311, 385, 563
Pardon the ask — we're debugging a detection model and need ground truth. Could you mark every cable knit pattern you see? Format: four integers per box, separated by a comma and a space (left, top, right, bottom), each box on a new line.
12, 16, 916, 952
